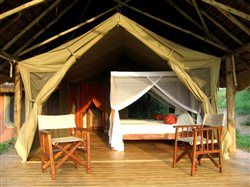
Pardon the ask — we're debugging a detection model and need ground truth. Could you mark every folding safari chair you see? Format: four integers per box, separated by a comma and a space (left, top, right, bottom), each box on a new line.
38, 114, 91, 179
173, 114, 226, 176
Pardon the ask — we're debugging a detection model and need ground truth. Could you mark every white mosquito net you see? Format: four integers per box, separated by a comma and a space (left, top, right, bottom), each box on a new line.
109, 71, 201, 151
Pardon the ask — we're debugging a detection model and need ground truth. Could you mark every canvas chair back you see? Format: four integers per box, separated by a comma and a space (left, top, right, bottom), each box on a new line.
203, 114, 226, 127
37, 114, 76, 130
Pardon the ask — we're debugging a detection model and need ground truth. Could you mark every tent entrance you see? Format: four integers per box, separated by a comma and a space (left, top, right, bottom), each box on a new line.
16, 13, 220, 161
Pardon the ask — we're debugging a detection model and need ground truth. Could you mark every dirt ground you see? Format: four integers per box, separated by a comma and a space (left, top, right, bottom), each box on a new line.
236, 115, 250, 135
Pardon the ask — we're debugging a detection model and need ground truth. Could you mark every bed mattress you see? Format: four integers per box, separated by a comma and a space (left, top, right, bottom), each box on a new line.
120, 119, 176, 135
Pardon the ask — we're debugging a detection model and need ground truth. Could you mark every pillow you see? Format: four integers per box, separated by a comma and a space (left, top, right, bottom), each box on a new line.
153, 114, 164, 120
163, 114, 177, 124
176, 113, 195, 125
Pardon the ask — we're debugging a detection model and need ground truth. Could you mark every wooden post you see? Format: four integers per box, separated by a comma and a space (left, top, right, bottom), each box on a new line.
113, 0, 228, 51
201, 0, 250, 21
14, 63, 22, 134
226, 56, 236, 152
0, 0, 47, 21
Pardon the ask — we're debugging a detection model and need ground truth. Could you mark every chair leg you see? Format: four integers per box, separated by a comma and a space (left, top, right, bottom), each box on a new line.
173, 140, 178, 168
197, 155, 203, 166
86, 132, 91, 174
50, 157, 56, 180
40, 152, 46, 173
191, 148, 196, 176
219, 151, 223, 173
48, 140, 56, 179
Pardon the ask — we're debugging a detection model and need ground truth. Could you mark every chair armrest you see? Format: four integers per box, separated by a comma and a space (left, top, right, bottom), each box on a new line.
39, 130, 52, 155
39, 130, 51, 135
173, 125, 202, 128
194, 126, 223, 131
174, 125, 203, 140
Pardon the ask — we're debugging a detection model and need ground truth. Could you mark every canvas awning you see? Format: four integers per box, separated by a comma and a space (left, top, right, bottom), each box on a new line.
16, 13, 221, 162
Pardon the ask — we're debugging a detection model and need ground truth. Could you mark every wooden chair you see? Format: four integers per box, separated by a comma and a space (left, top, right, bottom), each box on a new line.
173, 113, 226, 176
37, 114, 91, 179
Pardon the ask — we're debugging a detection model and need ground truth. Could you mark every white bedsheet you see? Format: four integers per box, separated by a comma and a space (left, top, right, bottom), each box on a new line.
120, 119, 176, 135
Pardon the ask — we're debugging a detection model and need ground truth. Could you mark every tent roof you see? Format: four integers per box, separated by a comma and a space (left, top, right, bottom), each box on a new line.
0, 0, 249, 90
19, 13, 220, 85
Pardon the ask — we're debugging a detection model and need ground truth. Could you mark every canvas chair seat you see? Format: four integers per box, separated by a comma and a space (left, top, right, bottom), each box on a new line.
52, 136, 83, 145
177, 137, 218, 145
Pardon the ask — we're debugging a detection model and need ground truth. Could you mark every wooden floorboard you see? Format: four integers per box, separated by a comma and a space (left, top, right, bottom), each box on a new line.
1, 131, 250, 187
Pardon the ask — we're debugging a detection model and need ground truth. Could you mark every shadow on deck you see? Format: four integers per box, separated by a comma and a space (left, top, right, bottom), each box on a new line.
1, 131, 250, 186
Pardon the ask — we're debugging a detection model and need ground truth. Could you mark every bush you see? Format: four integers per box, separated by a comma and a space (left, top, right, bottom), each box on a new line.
235, 89, 250, 115
217, 88, 226, 110
128, 94, 169, 119
242, 117, 250, 126
236, 129, 250, 152
217, 88, 250, 115
0, 138, 15, 154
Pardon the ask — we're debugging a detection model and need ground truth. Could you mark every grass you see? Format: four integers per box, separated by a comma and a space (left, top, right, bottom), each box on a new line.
236, 130, 250, 152
0, 138, 15, 155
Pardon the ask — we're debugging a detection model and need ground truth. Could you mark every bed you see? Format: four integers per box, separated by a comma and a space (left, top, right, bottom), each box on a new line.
121, 119, 176, 140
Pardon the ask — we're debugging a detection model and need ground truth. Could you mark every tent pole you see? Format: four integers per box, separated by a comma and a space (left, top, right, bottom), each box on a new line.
0, 0, 47, 21
217, 9, 250, 36
224, 42, 250, 57
18, 0, 131, 57
201, 0, 250, 21
113, 0, 228, 51
185, 0, 244, 45
14, 0, 79, 56
2, 0, 62, 51
147, 94, 151, 118
191, 0, 213, 41
225, 56, 236, 153
14, 63, 22, 135
166, 0, 228, 49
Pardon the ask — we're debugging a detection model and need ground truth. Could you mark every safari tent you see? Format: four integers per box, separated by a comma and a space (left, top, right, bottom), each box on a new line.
13, 13, 224, 162
0, 2, 249, 185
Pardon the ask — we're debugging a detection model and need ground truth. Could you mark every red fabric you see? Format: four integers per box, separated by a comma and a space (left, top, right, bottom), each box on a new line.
153, 114, 164, 120
163, 115, 177, 124
71, 83, 106, 128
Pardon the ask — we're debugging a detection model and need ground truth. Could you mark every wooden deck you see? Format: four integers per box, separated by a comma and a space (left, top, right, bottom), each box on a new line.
1, 131, 250, 187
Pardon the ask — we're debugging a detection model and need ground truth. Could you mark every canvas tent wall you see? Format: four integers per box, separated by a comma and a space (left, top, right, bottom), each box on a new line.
15, 13, 222, 162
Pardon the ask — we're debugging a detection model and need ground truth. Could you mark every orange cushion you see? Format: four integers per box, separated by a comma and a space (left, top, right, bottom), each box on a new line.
153, 114, 164, 120
163, 115, 177, 124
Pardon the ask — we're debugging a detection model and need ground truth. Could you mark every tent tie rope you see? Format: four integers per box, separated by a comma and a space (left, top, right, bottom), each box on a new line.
66, 47, 77, 61
166, 49, 174, 59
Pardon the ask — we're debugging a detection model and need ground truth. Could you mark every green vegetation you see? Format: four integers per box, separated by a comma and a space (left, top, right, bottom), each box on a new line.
218, 88, 250, 151
242, 117, 250, 126
217, 88, 250, 115
235, 89, 250, 115
128, 94, 170, 119
217, 88, 226, 111
236, 130, 250, 152
0, 138, 15, 155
